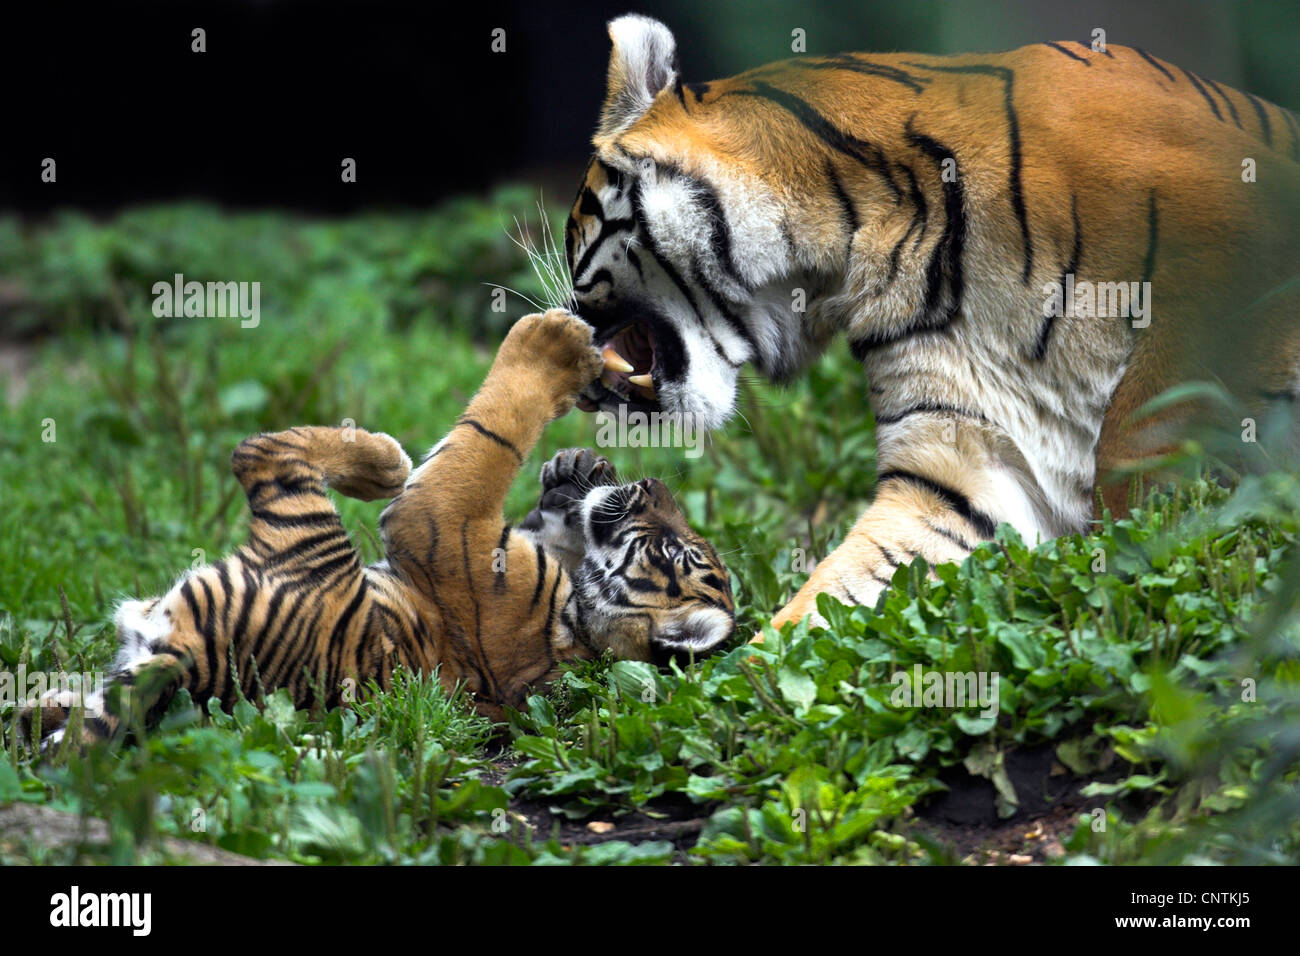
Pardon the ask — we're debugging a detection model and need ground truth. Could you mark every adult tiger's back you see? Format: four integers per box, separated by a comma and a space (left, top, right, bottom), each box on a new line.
563, 16, 1300, 628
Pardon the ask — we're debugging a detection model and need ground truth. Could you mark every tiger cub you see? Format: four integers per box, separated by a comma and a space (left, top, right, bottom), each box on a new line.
21, 309, 734, 747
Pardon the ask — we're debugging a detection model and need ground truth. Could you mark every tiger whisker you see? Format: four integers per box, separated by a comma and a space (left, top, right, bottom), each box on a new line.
484, 282, 546, 313
508, 218, 565, 311
505, 210, 570, 312
536, 197, 577, 311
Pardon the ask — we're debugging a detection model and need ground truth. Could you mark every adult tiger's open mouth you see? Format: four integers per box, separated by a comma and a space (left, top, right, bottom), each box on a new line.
577, 321, 660, 413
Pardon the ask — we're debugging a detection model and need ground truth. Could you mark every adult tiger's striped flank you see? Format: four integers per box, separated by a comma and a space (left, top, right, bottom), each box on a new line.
21, 310, 734, 748
565, 15, 1300, 629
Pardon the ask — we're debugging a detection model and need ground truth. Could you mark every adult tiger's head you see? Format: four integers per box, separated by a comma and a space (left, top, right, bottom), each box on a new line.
567, 14, 829, 431
574, 471, 734, 666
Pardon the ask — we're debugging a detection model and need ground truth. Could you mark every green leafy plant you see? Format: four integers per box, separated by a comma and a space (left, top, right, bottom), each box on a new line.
3, 200, 1298, 865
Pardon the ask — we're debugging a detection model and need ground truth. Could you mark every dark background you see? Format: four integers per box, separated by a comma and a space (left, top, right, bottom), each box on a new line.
2, 0, 1297, 214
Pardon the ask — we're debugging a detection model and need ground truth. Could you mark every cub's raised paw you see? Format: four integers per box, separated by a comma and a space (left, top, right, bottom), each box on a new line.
324, 428, 413, 501
540, 447, 618, 494
498, 310, 603, 415
533, 448, 619, 517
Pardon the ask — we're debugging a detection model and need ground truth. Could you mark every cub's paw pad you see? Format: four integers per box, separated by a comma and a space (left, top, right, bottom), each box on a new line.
540, 448, 618, 493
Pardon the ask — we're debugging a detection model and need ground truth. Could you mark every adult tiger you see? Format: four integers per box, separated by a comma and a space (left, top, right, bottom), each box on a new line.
565, 14, 1300, 629
21, 310, 734, 747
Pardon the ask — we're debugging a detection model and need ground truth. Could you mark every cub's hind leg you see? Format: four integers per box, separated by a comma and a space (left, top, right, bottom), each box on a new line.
19, 597, 193, 748
231, 425, 410, 619
219, 426, 414, 706
232, 425, 411, 522
22, 426, 413, 748
19, 569, 279, 749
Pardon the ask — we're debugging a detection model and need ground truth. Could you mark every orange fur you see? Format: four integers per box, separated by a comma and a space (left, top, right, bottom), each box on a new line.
565, 24, 1300, 633
22, 311, 734, 745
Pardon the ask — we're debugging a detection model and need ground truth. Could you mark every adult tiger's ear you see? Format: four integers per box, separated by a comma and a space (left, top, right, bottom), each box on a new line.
596, 14, 678, 139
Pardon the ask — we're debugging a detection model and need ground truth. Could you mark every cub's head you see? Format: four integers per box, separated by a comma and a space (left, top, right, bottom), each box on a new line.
522, 447, 734, 665
576, 475, 735, 665
566, 15, 824, 433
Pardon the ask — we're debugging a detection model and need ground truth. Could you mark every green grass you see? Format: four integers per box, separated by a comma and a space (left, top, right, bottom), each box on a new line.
2, 196, 1298, 864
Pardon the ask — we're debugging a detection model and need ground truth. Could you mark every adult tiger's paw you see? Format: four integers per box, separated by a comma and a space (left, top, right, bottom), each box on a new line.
497, 310, 603, 418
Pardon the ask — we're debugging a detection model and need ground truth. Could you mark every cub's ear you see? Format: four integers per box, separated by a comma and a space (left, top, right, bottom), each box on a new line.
650, 607, 735, 667
597, 14, 678, 139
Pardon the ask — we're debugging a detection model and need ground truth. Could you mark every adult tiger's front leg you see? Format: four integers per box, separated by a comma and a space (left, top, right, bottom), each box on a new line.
769, 412, 1036, 632
771, 473, 991, 630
